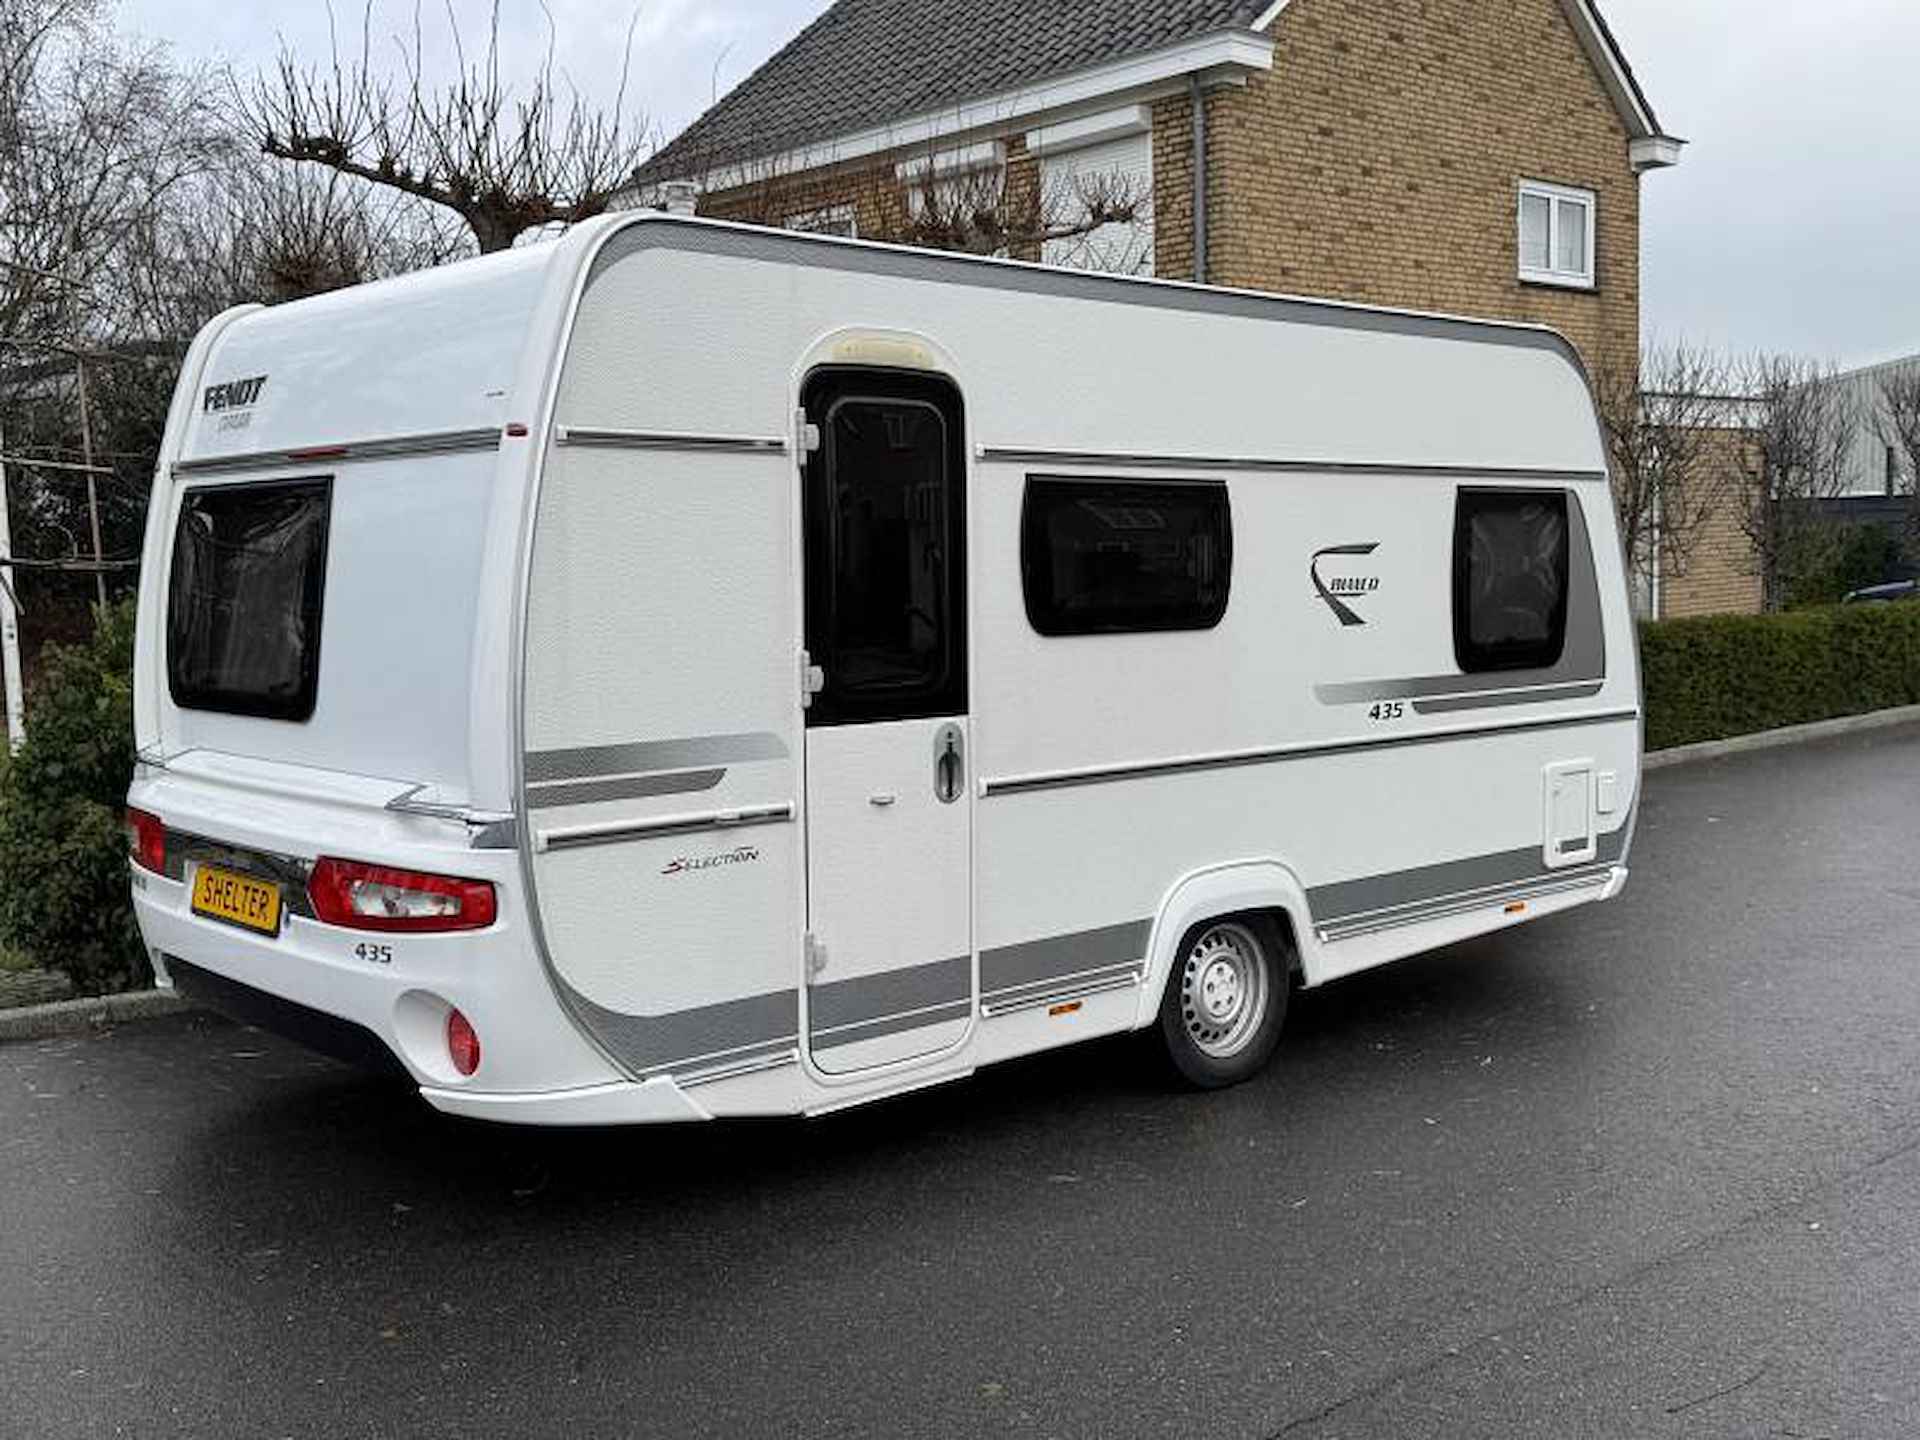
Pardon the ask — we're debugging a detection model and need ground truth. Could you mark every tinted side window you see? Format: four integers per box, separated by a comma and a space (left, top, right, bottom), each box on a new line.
1021, 478, 1232, 636
168, 478, 332, 720
1453, 488, 1570, 672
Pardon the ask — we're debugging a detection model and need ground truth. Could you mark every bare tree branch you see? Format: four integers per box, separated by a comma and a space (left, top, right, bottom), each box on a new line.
1877, 365, 1920, 533
686, 133, 1154, 273
1727, 354, 1862, 611
238, 1, 651, 253
1593, 342, 1732, 614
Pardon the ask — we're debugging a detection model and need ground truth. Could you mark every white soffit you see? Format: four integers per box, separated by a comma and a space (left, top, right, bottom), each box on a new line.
1628, 135, 1685, 172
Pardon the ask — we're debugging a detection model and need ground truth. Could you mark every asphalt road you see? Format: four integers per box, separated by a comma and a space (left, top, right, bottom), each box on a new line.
6, 724, 1920, 1439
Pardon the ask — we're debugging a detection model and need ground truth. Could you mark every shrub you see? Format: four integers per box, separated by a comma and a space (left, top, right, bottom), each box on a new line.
0, 599, 146, 995
1784, 522, 1908, 609
1640, 601, 1920, 751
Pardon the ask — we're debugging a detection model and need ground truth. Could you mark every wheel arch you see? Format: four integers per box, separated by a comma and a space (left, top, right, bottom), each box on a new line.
1133, 859, 1327, 1030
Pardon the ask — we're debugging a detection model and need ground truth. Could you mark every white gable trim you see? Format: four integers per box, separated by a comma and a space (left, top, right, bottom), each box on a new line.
1555, 0, 1675, 148
683, 30, 1273, 193
1250, 1, 1296, 31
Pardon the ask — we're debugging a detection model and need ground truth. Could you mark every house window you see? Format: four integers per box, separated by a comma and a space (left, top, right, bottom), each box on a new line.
168, 478, 332, 721
1021, 477, 1232, 636
1518, 181, 1596, 290
1040, 133, 1155, 276
787, 204, 856, 239
1452, 488, 1570, 673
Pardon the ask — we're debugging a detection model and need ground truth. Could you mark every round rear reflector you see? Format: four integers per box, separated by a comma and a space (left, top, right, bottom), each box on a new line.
446, 1008, 481, 1077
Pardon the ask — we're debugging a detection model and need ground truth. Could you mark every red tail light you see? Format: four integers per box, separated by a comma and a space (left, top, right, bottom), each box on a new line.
447, 1008, 481, 1077
307, 857, 497, 933
126, 808, 167, 874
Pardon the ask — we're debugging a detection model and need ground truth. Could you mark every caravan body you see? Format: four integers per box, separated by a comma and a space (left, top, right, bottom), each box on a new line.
128, 215, 1639, 1125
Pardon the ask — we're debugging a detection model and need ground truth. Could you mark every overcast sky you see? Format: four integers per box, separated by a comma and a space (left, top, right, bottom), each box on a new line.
122, 0, 1920, 369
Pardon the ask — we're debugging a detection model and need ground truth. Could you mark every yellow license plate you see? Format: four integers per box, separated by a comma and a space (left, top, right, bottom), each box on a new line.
191, 865, 284, 936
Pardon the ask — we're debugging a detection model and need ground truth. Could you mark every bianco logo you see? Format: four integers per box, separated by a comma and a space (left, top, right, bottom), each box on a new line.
1310, 543, 1384, 628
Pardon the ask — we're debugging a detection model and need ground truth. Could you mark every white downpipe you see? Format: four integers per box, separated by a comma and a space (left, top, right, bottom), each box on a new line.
0, 412, 25, 751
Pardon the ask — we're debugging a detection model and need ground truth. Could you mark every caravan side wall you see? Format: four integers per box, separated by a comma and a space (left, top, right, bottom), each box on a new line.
513, 220, 1638, 1117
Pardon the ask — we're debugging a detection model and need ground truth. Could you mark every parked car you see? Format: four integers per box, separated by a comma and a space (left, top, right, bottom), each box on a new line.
1843, 581, 1920, 604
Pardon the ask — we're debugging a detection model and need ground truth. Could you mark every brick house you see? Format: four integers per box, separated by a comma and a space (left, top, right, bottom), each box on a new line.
640, 0, 1682, 392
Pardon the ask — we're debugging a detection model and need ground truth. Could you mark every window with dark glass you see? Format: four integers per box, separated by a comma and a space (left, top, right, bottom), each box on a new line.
1021, 477, 1232, 636
803, 375, 967, 725
168, 478, 332, 720
1452, 488, 1570, 673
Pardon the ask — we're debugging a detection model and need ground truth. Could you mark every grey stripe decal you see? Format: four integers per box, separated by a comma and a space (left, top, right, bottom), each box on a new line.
1316, 492, 1607, 707
983, 960, 1144, 1005
558, 954, 971, 1078
526, 732, 788, 784
1413, 681, 1606, 715
561, 981, 799, 1079
810, 956, 970, 1032
979, 708, 1640, 797
981, 920, 1153, 996
1308, 827, 1628, 924
813, 1002, 974, 1052
983, 450, 1605, 484
526, 768, 725, 810
588, 219, 1591, 372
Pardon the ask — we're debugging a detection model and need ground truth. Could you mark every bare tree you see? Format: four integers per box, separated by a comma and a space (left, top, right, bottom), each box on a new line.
1593, 341, 1732, 614
240, 2, 650, 254
1877, 364, 1920, 529
1, 0, 223, 347
1728, 354, 1861, 611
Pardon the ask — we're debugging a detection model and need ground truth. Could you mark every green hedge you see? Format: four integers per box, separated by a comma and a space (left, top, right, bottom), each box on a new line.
1640, 602, 1920, 751
0, 600, 145, 995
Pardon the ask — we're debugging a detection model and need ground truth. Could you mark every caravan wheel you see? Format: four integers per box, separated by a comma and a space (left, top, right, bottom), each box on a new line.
1158, 917, 1289, 1089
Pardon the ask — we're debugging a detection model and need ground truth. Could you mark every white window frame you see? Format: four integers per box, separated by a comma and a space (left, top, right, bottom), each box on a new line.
1028, 105, 1156, 278
1517, 180, 1596, 291
786, 204, 857, 239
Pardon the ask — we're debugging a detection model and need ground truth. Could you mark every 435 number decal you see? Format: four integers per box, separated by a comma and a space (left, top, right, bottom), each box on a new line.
1366, 701, 1405, 722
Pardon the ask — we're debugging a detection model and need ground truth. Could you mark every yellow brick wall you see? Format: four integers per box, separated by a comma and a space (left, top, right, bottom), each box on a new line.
1660, 429, 1765, 619
1156, 0, 1641, 382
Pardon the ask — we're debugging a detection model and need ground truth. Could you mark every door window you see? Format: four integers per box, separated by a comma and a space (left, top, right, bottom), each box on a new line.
803, 372, 967, 725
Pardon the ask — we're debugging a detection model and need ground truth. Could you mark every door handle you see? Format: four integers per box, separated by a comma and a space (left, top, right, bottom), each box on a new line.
933, 723, 965, 804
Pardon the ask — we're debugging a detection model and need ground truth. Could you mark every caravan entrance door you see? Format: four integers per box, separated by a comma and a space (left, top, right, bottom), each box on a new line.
800, 370, 974, 1075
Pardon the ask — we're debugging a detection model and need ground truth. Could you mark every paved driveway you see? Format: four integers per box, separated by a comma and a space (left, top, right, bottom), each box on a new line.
5, 724, 1920, 1438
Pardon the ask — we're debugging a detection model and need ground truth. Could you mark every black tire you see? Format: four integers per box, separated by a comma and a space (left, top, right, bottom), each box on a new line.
1157, 914, 1290, 1089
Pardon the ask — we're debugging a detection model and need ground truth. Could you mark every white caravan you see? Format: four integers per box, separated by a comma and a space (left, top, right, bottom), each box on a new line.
127, 214, 1640, 1125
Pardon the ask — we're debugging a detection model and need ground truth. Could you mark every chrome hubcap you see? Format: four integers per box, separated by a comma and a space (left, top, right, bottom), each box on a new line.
1179, 922, 1268, 1059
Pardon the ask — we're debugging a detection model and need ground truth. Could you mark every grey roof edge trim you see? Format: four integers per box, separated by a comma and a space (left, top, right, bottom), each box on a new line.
580, 214, 1599, 393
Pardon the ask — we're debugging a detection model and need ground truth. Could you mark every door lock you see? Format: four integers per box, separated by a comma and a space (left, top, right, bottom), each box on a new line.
933, 723, 965, 804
